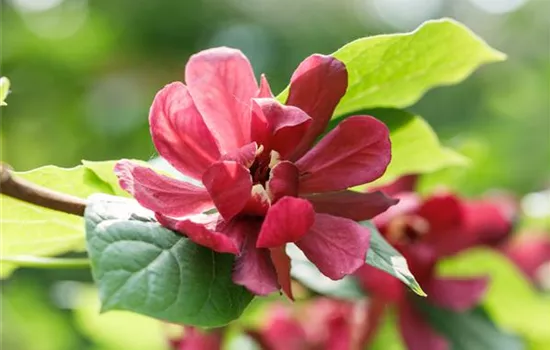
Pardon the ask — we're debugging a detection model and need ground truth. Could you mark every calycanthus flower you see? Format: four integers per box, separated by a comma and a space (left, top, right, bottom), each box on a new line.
115, 47, 395, 298
355, 178, 513, 350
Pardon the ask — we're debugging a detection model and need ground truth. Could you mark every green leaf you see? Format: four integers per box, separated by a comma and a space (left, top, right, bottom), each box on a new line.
437, 248, 550, 345
287, 244, 364, 299
85, 194, 254, 327
417, 302, 524, 350
352, 109, 468, 187
328, 18, 504, 117
82, 160, 129, 197
0, 77, 9, 106
0, 164, 114, 278
362, 221, 426, 296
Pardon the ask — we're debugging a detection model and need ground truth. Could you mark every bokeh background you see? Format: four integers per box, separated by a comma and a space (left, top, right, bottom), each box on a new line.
1, 0, 549, 349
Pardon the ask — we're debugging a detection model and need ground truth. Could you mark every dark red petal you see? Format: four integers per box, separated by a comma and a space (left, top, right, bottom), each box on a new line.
185, 47, 257, 151
233, 224, 280, 296
372, 175, 419, 196
257, 74, 274, 98
270, 246, 294, 300
149, 82, 221, 180
257, 197, 315, 248
354, 264, 404, 303
176, 327, 223, 350
305, 190, 398, 221
267, 161, 299, 202
157, 213, 241, 254
242, 184, 271, 217
221, 142, 258, 168
252, 98, 312, 159
296, 116, 391, 194
463, 199, 514, 247
427, 277, 489, 311
115, 160, 213, 217
372, 192, 421, 228
202, 161, 252, 221
503, 234, 550, 283
296, 213, 371, 280
286, 54, 348, 160
398, 303, 449, 350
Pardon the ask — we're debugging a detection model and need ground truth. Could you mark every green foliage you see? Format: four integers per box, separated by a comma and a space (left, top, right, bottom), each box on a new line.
330, 18, 505, 116
85, 194, 254, 327
0, 77, 9, 106
362, 221, 426, 296
0, 164, 114, 278
418, 302, 524, 350
438, 248, 550, 347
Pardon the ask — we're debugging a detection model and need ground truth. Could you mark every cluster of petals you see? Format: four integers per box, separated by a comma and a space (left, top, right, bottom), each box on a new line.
169, 326, 222, 350
355, 176, 514, 350
502, 231, 550, 289
246, 298, 367, 350
115, 47, 395, 297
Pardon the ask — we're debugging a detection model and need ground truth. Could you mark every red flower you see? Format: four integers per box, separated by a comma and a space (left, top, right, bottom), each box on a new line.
169, 326, 222, 350
247, 298, 367, 350
356, 182, 514, 350
115, 47, 395, 297
502, 232, 550, 289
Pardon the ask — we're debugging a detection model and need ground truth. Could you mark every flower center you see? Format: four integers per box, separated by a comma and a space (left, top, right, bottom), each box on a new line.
386, 215, 430, 245
249, 157, 271, 186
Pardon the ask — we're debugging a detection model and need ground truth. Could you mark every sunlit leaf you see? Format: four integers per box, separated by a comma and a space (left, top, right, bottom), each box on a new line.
362, 221, 426, 296
85, 194, 254, 327
0, 77, 9, 106
0, 164, 114, 278
438, 248, 550, 345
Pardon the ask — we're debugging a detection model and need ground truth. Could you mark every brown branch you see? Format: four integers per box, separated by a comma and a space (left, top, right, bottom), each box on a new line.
0, 163, 87, 216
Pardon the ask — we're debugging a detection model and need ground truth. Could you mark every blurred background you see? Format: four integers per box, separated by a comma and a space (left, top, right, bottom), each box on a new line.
1, 0, 549, 349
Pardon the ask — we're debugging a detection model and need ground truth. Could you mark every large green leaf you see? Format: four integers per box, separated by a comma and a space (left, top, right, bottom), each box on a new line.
335, 18, 504, 115
0, 76, 9, 106
0, 164, 114, 278
349, 109, 468, 187
278, 19, 504, 115
438, 248, 550, 345
417, 302, 524, 350
82, 160, 129, 197
85, 194, 254, 327
362, 221, 426, 296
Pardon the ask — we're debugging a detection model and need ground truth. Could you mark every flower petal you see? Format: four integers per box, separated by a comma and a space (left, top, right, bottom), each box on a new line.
156, 213, 242, 254
354, 264, 404, 303
149, 82, 221, 180
233, 222, 280, 295
185, 47, 257, 151
267, 161, 299, 202
270, 246, 294, 300
398, 302, 448, 350
252, 98, 312, 159
296, 213, 371, 279
373, 175, 419, 196
296, 116, 391, 193
202, 161, 252, 221
221, 142, 258, 168
242, 184, 271, 216
426, 277, 489, 311
257, 197, 315, 248
305, 190, 398, 221
257, 74, 274, 98
464, 199, 514, 246
503, 234, 550, 283
286, 54, 348, 160
115, 160, 213, 217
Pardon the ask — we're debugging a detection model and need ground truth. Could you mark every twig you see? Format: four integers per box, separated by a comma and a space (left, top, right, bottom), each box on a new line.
0, 163, 87, 216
